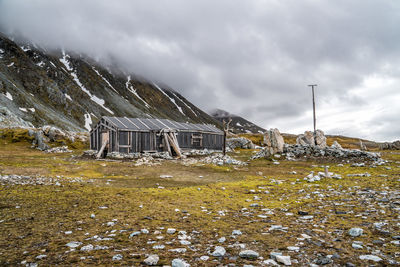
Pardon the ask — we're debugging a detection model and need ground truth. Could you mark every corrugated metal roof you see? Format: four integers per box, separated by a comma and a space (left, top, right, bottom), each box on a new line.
102, 116, 222, 133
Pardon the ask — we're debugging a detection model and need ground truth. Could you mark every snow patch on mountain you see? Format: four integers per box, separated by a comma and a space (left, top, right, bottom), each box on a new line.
84, 113, 92, 131
36, 61, 45, 67
92, 67, 118, 93
20, 45, 30, 52
64, 93, 72, 101
172, 92, 198, 117
59, 51, 73, 71
126, 76, 150, 108
5, 92, 13, 101
153, 83, 185, 116
60, 52, 114, 114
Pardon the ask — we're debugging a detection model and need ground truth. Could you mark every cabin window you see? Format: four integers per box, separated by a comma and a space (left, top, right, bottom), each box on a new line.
191, 133, 203, 147
119, 131, 129, 146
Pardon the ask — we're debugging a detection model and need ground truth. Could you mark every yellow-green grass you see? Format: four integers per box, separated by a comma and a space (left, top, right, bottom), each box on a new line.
0, 137, 399, 265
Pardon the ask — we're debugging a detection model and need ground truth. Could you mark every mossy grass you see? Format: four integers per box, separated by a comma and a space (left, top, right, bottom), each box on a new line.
0, 130, 399, 265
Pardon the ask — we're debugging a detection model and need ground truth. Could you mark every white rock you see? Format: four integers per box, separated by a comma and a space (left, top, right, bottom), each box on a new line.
36, 255, 47, 260
80, 244, 94, 251
359, 255, 382, 262
66, 241, 82, 248
276, 255, 291, 265
348, 228, 363, 237
144, 254, 159, 266
172, 258, 190, 267
212, 246, 226, 257
167, 228, 177, 234
199, 255, 209, 261
232, 230, 242, 235
218, 237, 226, 243
263, 259, 279, 265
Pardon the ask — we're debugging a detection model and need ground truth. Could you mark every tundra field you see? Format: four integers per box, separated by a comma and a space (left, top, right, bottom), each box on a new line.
0, 130, 399, 266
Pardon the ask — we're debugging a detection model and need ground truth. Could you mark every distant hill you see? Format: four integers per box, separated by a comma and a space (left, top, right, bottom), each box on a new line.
209, 108, 265, 134
0, 33, 221, 131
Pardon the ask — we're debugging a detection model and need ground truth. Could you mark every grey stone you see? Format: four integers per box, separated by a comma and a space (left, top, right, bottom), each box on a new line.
212, 246, 226, 257
66, 241, 82, 248
227, 137, 255, 150
144, 254, 159, 266
80, 244, 94, 251
263, 128, 285, 154
348, 228, 363, 237
239, 250, 259, 259
359, 255, 382, 262
112, 254, 123, 261
275, 255, 291, 265
171, 258, 190, 267
315, 256, 332, 265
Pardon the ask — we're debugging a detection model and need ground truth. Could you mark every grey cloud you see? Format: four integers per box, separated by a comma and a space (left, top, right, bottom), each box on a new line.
0, 0, 399, 140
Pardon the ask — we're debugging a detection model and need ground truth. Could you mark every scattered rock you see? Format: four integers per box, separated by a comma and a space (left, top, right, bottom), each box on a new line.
239, 250, 259, 259
66, 241, 82, 248
275, 255, 291, 265
212, 246, 226, 257
359, 255, 382, 262
348, 228, 363, 237
112, 254, 123, 261
171, 258, 190, 267
144, 254, 159, 266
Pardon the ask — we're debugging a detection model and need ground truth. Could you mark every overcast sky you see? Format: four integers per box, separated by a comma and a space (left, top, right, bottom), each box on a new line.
1, 0, 399, 141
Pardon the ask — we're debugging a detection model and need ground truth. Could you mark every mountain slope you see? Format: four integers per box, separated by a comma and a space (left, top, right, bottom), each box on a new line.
210, 108, 265, 134
0, 34, 220, 131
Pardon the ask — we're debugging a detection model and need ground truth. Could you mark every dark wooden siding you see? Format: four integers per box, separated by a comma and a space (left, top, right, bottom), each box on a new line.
90, 117, 224, 154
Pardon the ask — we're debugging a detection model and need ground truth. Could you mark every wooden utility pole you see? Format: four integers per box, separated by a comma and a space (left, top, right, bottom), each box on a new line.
222, 118, 232, 156
308, 84, 317, 146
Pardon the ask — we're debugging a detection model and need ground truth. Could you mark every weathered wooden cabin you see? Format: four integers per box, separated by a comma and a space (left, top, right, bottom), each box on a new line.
90, 116, 223, 157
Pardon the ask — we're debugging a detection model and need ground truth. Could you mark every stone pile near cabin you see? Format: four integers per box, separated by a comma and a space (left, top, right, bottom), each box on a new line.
226, 137, 255, 149
252, 129, 382, 162
296, 129, 327, 148
380, 140, 400, 150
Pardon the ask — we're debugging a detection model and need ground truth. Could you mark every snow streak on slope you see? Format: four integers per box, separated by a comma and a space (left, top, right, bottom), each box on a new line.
153, 83, 185, 116
59, 51, 73, 71
171, 92, 198, 117
59, 52, 114, 114
92, 67, 118, 93
126, 76, 150, 108
4, 92, 13, 101
84, 113, 92, 131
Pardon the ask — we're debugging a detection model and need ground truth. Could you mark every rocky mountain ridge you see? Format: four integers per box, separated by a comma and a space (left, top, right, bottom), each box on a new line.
209, 108, 265, 134
0, 33, 220, 132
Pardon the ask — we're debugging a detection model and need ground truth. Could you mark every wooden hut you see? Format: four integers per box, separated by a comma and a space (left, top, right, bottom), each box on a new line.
90, 116, 223, 157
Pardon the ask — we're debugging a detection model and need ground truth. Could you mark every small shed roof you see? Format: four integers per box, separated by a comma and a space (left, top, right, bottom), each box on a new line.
102, 116, 222, 133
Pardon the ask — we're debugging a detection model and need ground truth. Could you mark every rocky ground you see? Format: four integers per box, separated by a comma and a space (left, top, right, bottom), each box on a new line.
0, 137, 399, 266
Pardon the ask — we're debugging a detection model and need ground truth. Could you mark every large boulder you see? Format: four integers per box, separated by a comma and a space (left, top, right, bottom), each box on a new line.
296, 130, 327, 148
379, 140, 400, 150
263, 128, 284, 155
227, 137, 255, 149
42, 125, 67, 142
